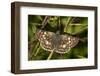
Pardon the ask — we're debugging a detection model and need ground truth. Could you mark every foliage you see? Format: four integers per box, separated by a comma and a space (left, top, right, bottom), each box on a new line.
28, 15, 88, 60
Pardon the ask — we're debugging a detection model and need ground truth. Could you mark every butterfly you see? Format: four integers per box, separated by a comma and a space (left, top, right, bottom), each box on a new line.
36, 30, 79, 54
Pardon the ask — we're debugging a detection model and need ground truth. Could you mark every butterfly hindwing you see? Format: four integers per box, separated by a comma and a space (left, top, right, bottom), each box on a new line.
55, 35, 79, 54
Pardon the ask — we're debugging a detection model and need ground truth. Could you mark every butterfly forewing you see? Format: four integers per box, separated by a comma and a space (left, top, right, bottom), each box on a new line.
36, 30, 55, 51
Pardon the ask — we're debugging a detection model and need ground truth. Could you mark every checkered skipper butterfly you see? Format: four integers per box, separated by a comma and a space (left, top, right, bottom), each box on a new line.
36, 30, 79, 54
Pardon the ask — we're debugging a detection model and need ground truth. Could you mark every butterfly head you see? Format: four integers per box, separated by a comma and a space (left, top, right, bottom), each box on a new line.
56, 31, 60, 35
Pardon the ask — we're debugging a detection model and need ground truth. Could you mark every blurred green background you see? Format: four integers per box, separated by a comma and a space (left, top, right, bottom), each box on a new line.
28, 15, 88, 60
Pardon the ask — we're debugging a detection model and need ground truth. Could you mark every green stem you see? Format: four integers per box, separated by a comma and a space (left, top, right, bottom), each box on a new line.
30, 23, 41, 26
41, 16, 50, 29
69, 24, 87, 26
64, 17, 72, 31
77, 55, 86, 58
34, 46, 41, 56
79, 37, 87, 42
29, 42, 40, 59
60, 54, 64, 59
71, 26, 87, 35
47, 50, 54, 60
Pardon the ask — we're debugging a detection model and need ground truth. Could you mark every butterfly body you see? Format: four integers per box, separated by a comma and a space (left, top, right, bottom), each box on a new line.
36, 30, 79, 54
51, 31, 62, 53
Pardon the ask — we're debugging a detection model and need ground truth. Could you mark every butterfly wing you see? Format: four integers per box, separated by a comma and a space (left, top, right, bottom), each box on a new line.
55, 35, 79, 54
36, 30, 55, 51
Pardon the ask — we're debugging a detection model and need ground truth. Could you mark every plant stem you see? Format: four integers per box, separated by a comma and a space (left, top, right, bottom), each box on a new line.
77, 55, 86, 58
41, 16, 50, 29
60, 54, 64, 59
34, 46, 41, 56
79, 37, 87, 42
71, 26, 87, 35
29, 42, 39, 59
47, 50, 54, 60
69, 24, 87, 26
64, 17, 72, 31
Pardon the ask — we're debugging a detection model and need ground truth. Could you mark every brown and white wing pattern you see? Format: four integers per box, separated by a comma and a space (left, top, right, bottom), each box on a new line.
36, 30, 55, 51
55, 35, 79, 54
36, 30, 79, 54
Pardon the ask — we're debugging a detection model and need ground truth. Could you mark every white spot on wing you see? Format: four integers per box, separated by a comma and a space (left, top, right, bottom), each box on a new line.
68, 37, 71, 40
44, 32, 46, 34
62, 45, 66, 48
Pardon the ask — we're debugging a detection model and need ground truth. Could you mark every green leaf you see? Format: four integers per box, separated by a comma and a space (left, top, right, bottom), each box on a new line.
64, 17, 88, 35
28, 27, 33, 41
32, 24, 37, 33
